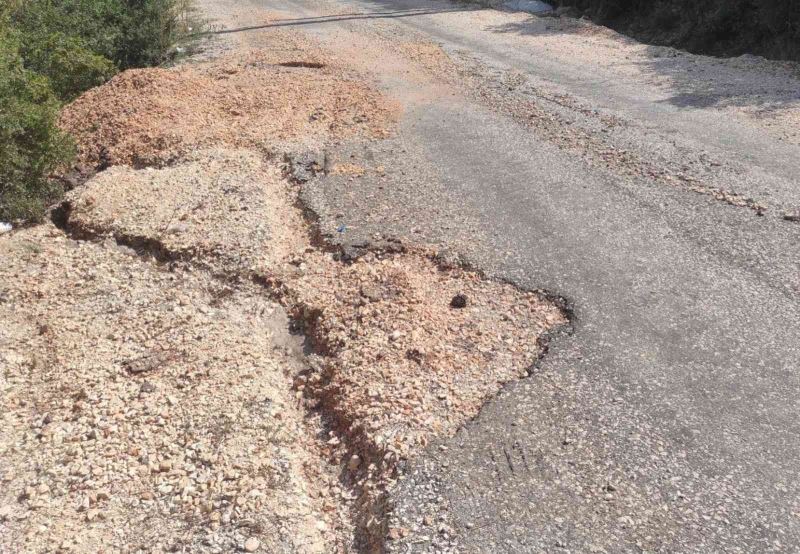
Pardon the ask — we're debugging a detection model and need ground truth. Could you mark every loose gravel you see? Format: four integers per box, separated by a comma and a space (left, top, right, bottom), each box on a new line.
60, 43, 397, 169
0, 225, 344, 553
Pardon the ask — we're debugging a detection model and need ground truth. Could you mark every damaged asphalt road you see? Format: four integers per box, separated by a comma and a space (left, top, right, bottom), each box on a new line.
241, 0, 800, 551
2, 0, 799, 550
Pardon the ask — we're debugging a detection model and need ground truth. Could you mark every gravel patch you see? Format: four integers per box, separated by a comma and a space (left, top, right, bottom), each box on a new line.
2, 13, 569, 551
59, 43, 397, 169
289, 249, 565, 462
64, 148, 309, 275
0, 225, 344, 553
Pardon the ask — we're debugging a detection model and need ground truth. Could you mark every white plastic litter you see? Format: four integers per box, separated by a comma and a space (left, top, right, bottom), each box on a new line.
503, 0, 553, 14
0, 222, 12, 235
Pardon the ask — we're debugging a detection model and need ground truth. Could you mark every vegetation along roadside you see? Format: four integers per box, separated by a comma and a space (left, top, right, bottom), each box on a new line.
0, 0, 204, 223
551, 0, 800, 62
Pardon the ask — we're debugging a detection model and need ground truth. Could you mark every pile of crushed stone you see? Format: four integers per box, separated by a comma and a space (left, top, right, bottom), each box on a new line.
62, 157, 566, 467
64, 148, 309, 274
61, 148, 567, 469
59, 46, 397, 168
61, 154, 565, 460
18, 18, 567, 550
0, 225, 345, 553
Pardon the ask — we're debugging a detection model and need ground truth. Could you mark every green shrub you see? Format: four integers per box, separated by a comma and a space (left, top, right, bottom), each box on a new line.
553, 0, 800, 60
0, 31, 74, 222
0, 0, 204, 222
10, 0, 203, 73
116, 0, 203, 68
22, 33, 118, 101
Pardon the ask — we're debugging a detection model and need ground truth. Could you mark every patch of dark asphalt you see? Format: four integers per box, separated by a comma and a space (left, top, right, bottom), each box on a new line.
349, 0, 800, 218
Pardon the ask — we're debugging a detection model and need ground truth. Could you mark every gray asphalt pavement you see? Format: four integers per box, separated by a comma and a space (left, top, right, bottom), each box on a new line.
242, 0, 800, 550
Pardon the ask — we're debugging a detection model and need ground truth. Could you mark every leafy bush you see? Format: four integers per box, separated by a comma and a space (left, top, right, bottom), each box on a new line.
115, 0, 202, 68
10, 0, 202, 75
0, 31, 74, 222
22, 33, 118, 101
0, 0, 203, 222
553, 0, 800, 61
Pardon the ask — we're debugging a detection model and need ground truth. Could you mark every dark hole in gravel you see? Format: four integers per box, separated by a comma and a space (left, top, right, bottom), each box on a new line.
279, 61, 325, 69
450, 293, 468, 309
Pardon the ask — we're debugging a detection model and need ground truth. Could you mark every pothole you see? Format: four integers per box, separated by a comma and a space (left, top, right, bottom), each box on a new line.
285, 247, 567, 550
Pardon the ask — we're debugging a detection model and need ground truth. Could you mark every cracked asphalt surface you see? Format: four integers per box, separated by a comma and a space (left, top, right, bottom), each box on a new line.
214, 0, 800, 550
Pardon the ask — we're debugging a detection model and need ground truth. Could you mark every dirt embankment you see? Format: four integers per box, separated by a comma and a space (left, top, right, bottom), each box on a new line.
1, 24, 566, 554
553, 0, 800, 62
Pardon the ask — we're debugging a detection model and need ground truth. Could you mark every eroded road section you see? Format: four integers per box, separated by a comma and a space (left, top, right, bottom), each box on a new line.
1, 18, 563, 554
2, 0, 800, 553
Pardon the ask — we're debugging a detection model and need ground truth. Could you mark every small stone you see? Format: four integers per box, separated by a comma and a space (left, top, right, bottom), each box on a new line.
360, 285, 383, 302
387, 527, 409, 540
783, 212, 800, 222
243, 537, 260, 552
125, 357, 157, 374
86, 509, 99, 521
0, 505, 13, 521
167, 222, 189, 235
347, 455, 361, 471
405, 348, 424, 363
140, 382, 156, 394
450, 293, 468, 309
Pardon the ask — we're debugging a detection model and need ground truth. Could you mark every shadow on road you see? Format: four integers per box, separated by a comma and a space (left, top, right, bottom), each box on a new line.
485, 14, 800, 112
